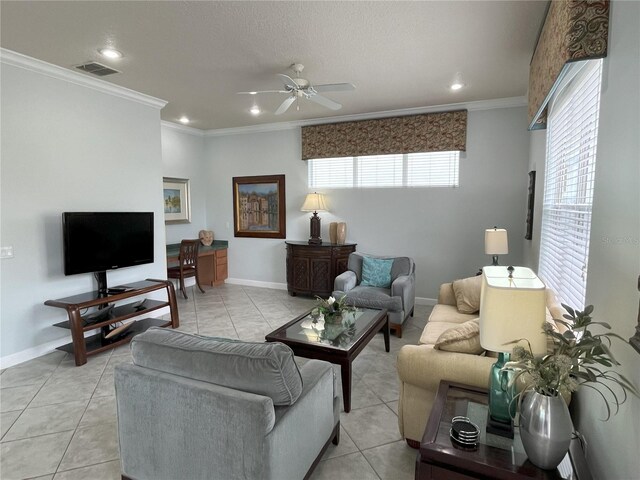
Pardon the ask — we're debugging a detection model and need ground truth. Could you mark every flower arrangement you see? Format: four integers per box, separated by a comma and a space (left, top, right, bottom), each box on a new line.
312, 295, 355, 321
505, 304, 639, 419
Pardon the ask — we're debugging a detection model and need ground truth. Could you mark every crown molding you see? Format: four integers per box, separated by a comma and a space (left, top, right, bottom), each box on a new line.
0, 48, 167, 109
161, 120, 205, 136
203, 96, 527, 137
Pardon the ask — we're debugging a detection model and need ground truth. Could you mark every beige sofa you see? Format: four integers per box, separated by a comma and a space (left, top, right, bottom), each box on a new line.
396, 280, 567, 445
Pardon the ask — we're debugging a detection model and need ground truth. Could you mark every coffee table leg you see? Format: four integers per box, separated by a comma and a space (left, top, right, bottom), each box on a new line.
384, 315, 390, 353
341, 361, 352, 413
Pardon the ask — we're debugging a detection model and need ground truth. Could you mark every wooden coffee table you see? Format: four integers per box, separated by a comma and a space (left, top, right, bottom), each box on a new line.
265, 308, 389, 412
416, 381, 592, 480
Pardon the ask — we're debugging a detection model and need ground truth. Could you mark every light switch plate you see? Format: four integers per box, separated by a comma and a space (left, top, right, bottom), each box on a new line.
1, 246, 14, 259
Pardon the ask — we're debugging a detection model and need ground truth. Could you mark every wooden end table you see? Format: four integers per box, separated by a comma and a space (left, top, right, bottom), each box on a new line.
416, 381, 592, 480
265, 307, 388, 412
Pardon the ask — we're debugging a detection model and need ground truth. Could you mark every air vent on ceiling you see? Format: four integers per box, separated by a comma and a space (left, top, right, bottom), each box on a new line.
75, 62, 120, 77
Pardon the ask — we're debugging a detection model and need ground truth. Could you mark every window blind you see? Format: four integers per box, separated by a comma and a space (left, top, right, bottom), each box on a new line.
308, 152, 459, 189
538, 59, 603, 310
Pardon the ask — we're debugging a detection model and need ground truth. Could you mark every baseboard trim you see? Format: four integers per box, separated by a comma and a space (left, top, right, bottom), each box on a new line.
0, 306, 170, 369
225, 278, 288, 290
414, 296, 437, 306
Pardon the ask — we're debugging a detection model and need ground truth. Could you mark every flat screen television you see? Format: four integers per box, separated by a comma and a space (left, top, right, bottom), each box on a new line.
63, 212, 154, 294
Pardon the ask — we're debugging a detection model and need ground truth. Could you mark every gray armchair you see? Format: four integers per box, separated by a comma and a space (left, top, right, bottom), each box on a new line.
115, 327, 340, 480
333, 252, 415, 337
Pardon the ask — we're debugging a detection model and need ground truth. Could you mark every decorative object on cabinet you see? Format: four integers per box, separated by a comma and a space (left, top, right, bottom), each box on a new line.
232, 174, 286, 238
45, 279, 179, 366
329, 222, 338, 244
198, 229, 214, 246
166, 239, 205, 299
301, 192, 328, 245
479, 266, 547, 438
163, 177, 191, 224
336, 222, 347, 245
525, 171, 536, 240
484, 227, 508, 266
285, 241, 356, 298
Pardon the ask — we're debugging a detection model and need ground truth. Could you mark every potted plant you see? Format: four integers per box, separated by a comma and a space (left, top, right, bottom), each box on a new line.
504, 304, 639, 469
312, 295, 355, 324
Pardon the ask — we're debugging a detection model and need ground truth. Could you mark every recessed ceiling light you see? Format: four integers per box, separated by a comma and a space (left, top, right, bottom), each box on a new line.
98, 48, 123, 59
179, 116, 190, 124
250, 106, 261, 115
450, 72, 464, 91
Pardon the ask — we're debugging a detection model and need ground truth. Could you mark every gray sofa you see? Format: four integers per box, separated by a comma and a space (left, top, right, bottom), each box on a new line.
333, 252, 415, 337
114, 327, 340, 480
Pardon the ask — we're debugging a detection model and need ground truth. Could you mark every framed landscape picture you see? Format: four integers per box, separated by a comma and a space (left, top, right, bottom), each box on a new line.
163, 177, 191, 224
232, 174, 286, 238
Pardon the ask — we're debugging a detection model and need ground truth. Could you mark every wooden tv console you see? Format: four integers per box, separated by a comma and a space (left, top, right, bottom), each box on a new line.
45, 279, 179, 366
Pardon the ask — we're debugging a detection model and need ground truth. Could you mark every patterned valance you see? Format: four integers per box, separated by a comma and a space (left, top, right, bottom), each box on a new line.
301, 110, 467, 160
528, 0, 610, 130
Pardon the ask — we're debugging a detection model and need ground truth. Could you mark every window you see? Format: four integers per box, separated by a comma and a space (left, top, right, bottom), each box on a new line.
308, 151, 459, 189
538, 60, 603, 309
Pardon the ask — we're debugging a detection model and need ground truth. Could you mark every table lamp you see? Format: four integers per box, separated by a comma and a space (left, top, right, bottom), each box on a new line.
301, 192, 328, 245
479, 265, 547, 437
485, 227, 508, 266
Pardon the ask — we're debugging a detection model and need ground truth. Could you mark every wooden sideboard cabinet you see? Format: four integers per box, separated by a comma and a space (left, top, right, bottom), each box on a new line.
285, 241, 356, 297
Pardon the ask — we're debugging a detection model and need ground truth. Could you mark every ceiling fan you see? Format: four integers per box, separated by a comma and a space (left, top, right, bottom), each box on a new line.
238, 63, 355, 115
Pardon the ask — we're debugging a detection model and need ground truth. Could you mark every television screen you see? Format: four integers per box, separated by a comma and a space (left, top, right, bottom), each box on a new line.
63, 212, 154, 276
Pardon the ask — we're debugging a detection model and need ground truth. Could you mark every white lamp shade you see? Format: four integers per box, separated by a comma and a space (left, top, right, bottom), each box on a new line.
485, 228, 509, 255
301, 193, 328, 212
479, 266, 547, 355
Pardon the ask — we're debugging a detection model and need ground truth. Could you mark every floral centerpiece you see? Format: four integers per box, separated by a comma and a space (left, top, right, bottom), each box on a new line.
503, 304, 638, 469
312, 295, 355, 323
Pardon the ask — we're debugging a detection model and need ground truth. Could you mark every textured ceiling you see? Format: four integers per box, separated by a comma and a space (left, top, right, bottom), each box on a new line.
0, 1, 547, 130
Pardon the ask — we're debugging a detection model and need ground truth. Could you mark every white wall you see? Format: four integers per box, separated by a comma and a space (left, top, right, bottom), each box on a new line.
203, 106, 532, 299
522, 3, 640, 477
203, 128, 307, 287
0, 60, 166, 366
575, 2, 640, 477
160, 124, 208, 243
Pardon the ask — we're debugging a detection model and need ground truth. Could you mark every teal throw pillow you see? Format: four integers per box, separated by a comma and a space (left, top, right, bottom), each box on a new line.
361, 256, 394, 288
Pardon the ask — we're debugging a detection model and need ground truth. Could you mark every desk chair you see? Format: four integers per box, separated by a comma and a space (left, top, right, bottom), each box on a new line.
167, 239, 205, 299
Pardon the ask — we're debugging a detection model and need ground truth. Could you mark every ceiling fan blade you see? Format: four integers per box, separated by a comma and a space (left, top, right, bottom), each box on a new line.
277, 74, 299, 90
275, 96, 296, 115
308, 93, 342, 110
237, 90, 288, 95
313, 83, 356, 93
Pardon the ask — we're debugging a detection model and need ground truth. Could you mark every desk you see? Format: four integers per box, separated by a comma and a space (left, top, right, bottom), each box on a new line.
166, 240, 228, 287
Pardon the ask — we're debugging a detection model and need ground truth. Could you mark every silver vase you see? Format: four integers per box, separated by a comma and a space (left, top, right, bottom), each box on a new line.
519, 390, 573, 470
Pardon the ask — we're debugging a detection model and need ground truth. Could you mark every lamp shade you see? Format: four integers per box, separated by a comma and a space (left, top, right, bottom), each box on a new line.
301, 193, 328, 212
485, 228, 509, 255
479, 266, 547, 355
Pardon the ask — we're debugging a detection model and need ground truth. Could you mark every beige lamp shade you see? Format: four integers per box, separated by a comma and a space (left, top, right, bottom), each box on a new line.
301, 193, 328, 212
479, 266, 547, 355
485, 228, 509, 255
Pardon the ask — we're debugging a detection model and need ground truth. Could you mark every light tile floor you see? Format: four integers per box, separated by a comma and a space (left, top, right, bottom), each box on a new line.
0, 283, 432, 480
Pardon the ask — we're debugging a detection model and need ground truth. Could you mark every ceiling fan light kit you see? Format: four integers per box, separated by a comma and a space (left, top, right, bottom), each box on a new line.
238, 63, 355, 115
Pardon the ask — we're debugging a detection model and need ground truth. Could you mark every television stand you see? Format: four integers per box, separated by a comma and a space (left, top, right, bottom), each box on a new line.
45, 279, 179, 366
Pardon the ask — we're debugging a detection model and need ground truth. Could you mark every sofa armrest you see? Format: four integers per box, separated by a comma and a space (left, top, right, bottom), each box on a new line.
397, 345, 495, 393
437, 283, 457, 306
392, 273, 415, 316
334, 270, 357, 293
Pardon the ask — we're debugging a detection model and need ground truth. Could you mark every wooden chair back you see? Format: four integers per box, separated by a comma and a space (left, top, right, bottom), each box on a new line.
179, 239, 200, 272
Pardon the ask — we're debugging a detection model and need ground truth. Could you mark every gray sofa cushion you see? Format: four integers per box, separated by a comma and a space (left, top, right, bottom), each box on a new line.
336, 285, 403, 312
130, 327, 303, 406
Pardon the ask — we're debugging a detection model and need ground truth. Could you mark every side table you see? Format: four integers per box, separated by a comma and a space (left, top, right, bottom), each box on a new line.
416, 381, 591, 480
